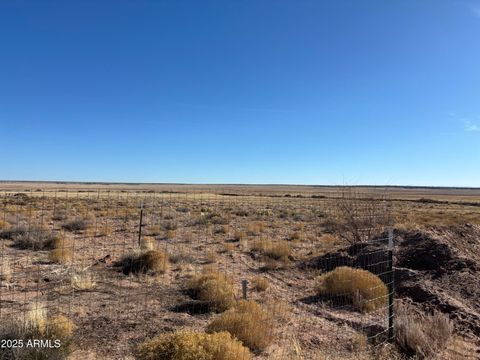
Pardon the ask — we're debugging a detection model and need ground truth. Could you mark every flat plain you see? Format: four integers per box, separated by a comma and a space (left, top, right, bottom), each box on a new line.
1, 181, 479, 359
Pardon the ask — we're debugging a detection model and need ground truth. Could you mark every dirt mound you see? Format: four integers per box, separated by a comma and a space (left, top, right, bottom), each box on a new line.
302, 224, 480, 344
394, 225, 480, 343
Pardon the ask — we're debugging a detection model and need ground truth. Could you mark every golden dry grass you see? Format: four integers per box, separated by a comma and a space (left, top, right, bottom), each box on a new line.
119, 249, 169, 275
71, 271, 96, 290
0, 303, 75, 359
207, 300, 275, 352
50, 236, 74, 264
395, 303, 453, 359
187, 267, 236, 312
135, 331, 252, 360
251, 276, 269, 292
315, 266, 387, 312
251, 238, 292, 261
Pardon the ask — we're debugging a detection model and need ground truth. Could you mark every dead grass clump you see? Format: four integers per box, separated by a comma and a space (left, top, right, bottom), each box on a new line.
395, 303, 453, 359
135, 331, 252, 360
50, 236, 74, 264
168, 246, 195, 264
0, 258, 13, 283
71, 271, 96, 290
1, 225, 60, 250
162, 221, 178, 231
205, 249, 218, 264
233, 230, 246, 242
315, 266, 387, 312
252, 238, 292, 261
195, 212, 229, 226
223, 242, 236, 253
119, 250, 169, 275
62, 218, 91, 232
289, 231, 303, 241
0, 219, 9, 230
140, 236, 156, 251
166, 229, 176, 239
187, 267, 236, 312
247, 222, 265, 236
251, 276, 269, 292
0, 303, 75, 359
207, 300, 275, 352
214, 225, 228, 234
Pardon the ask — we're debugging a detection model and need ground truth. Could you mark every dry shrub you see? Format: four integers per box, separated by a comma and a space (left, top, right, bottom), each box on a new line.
289, 231, 302, 241
247, 222, 265, 236
0, 258, 13, 283
1, 225, 59, 250
233, 230, 246, 242
166, 229, 176, 239
0, 219, 9, 230
162, 221, 178, 231
396, 303, 453, 359
188, 267, 235, 312
71, 271, 96, 290
0, 303, 75, 360
205, 249, 218, 264
207, 300, 275, 352
146, 224, 162, 236
214, 225, 228, 234
98, 225, 113, 237
263, 299, 291, 323
223, 243, 236, 253
251, 276, 269, 292
140, 236, 156, 251
62, 218, 91, 231
315, 266, 387, 312
332, 188, 391, 245
50, 236, 74, 264
251, 238, 292, 261
169, 246, 195, 264
135, 331, 252, 360
119, 250, 169, 275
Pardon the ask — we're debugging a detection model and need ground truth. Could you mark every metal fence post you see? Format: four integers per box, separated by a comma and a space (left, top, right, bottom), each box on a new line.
387, 227, 395, 342
138, 203, 144, 246
242, 280, 248, 300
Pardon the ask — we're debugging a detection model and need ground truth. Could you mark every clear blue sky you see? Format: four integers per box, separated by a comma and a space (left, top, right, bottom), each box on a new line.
1, 1, 479, 186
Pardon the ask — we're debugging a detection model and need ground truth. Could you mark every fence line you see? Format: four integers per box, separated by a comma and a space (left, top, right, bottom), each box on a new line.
0, 188, 395, 359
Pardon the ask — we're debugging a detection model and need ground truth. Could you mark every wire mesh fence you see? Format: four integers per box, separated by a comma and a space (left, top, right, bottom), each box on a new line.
0, 187, 395, 359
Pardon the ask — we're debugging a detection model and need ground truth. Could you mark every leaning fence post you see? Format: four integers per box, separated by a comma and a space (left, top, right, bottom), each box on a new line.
387, 227, 394, 342
138, 203, 144, 246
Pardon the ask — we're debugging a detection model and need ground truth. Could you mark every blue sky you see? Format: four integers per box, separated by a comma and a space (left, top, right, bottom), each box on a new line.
0, 1, 479, 186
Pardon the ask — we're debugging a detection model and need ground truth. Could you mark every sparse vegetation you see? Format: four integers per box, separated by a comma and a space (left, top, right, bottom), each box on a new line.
395, 303, 453, 359
62, 218, 91, 231
50, 236, 74, 264
207, 300, 275, 352
71, 270, 96, 290
251, 238, 292, 261
1, 225, 61, 250
315, 266, 387, 312
251, 276, 269, 292
187, 267, 236, 312
0, 303, 75, 360
135, 331, 252, 360
118, 249, 169, 275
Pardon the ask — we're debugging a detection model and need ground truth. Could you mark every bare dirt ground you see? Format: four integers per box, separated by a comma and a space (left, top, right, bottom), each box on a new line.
1, 182, 479, 359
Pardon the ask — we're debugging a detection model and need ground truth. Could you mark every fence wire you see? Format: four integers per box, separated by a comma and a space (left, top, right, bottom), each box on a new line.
0, 188, 395, 359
